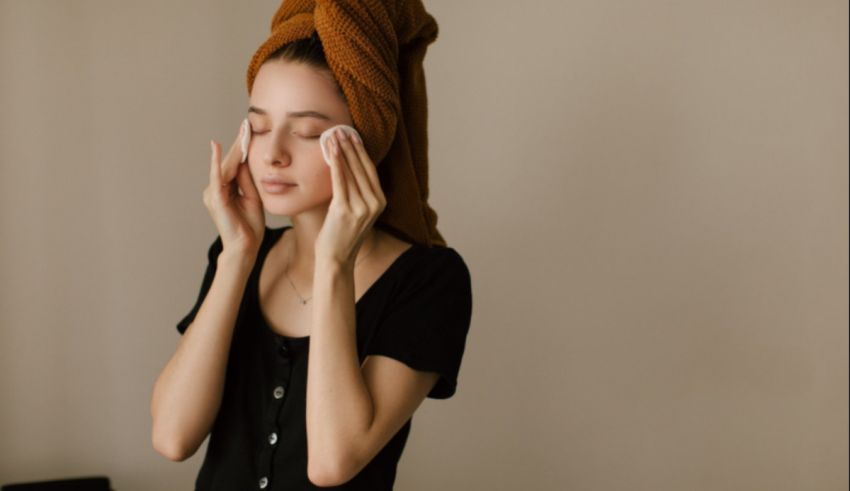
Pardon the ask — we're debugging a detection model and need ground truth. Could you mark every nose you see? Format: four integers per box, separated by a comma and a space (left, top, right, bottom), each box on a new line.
261, 128, 295, 167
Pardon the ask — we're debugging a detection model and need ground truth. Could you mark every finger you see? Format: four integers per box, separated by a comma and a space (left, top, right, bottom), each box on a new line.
338, 129, 377, 203
329, 134, 349, 206
221, 122, 244, 184
349, 132, 384, 203
334, 131, 361, 193
339, 134, 367, 213
345, 129, 383, 207
210, 140, 222, 188
236, 158, 260, 202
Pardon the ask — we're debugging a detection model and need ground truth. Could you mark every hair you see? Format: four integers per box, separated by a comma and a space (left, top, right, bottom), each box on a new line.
264, 32, 346, 101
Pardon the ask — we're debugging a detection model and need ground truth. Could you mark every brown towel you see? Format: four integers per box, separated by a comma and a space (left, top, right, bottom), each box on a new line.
246, 0, 446, 248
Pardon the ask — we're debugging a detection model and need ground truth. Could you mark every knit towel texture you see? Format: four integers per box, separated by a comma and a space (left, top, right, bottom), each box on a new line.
246, 0, 446, 247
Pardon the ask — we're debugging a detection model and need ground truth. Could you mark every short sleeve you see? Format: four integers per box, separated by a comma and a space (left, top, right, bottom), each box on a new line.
366, 247, 473, 400
176, 235, 223, 335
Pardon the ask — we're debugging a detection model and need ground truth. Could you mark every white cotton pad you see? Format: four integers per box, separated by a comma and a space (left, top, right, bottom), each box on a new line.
240, 118, 251, 163
319, 124, 362, 166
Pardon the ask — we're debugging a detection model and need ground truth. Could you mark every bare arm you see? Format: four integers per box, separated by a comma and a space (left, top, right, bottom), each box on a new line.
150, 250, 255, 461
306, 260, 375, 483
304, 258, 441, 486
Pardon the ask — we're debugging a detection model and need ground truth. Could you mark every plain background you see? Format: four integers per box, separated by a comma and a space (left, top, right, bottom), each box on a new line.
1, 0, 847, 489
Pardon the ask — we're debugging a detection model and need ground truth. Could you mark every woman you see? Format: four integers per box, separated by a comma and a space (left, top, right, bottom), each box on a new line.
150, 1, 472, 489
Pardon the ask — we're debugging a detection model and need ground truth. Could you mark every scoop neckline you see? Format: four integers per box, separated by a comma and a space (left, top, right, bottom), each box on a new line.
254, 225, 420, 344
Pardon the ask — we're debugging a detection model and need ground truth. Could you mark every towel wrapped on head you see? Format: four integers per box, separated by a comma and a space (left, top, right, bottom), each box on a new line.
246, 0, 446, 248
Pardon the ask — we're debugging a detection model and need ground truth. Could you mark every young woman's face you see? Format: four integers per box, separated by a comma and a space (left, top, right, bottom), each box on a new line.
246, 59, 352, 216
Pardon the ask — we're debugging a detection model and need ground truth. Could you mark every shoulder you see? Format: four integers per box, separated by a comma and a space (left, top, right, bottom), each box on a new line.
393, 243, 471, 302
411, 243, 469, 274
376, 229, 465, 273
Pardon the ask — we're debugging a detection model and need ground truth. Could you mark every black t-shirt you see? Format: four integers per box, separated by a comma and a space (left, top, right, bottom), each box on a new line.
175, 225, 473, 490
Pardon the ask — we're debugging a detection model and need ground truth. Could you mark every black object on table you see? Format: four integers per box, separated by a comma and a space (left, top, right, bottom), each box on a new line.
1, 476, 111, 490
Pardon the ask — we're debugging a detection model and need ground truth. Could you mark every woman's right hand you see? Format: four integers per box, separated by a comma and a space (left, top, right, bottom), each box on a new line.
203, 120, 265, 260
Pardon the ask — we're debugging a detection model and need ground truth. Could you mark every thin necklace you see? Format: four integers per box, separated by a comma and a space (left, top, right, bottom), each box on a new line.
283, 234, 377, 305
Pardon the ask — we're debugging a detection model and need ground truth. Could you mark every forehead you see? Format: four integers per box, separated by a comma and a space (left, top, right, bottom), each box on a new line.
250, 60, 347, 120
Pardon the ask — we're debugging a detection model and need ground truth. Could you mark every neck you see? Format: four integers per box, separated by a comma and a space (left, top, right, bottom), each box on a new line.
286, 224, 379, 275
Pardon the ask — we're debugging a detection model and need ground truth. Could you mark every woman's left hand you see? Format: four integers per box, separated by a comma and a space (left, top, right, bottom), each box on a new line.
315, 127, 387, 267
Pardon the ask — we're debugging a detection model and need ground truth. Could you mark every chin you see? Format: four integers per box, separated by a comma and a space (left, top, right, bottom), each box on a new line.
263, 202, 300, 217
261, 194, 330, 217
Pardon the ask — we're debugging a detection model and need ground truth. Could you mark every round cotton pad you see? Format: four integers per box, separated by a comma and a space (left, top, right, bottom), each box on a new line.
319, 125, 362, 166
240, 118, 251, 163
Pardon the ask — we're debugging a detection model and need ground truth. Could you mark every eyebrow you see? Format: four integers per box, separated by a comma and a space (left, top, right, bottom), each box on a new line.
247, 106, 331, 121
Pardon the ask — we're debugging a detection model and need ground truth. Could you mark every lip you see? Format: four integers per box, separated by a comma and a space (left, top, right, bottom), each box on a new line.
261, 176, 297, 185
262, 181, 297, 194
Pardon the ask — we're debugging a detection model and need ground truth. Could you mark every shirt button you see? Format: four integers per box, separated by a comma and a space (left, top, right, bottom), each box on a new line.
259, 476, 269, 489
268, 432, 278, 445
273, 386, 285, 399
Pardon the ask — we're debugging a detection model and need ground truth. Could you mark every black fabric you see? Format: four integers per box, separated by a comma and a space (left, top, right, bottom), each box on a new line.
174, 225, 472, 490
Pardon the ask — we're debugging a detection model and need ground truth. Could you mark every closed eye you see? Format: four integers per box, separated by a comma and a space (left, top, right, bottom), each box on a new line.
251, 130, 322, 140
250, 130, 320, 140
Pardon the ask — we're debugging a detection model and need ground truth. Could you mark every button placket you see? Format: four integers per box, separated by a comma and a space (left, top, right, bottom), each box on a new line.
259, 383, 286, 485
258, 344, 293, 489
257, 335, 304, 488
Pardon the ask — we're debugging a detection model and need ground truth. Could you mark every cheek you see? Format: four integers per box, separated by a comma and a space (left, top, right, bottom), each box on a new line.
306, 163, 332, 187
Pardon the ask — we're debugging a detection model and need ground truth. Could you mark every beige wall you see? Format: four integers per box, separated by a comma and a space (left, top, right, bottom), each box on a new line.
1, 0, 847, 489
